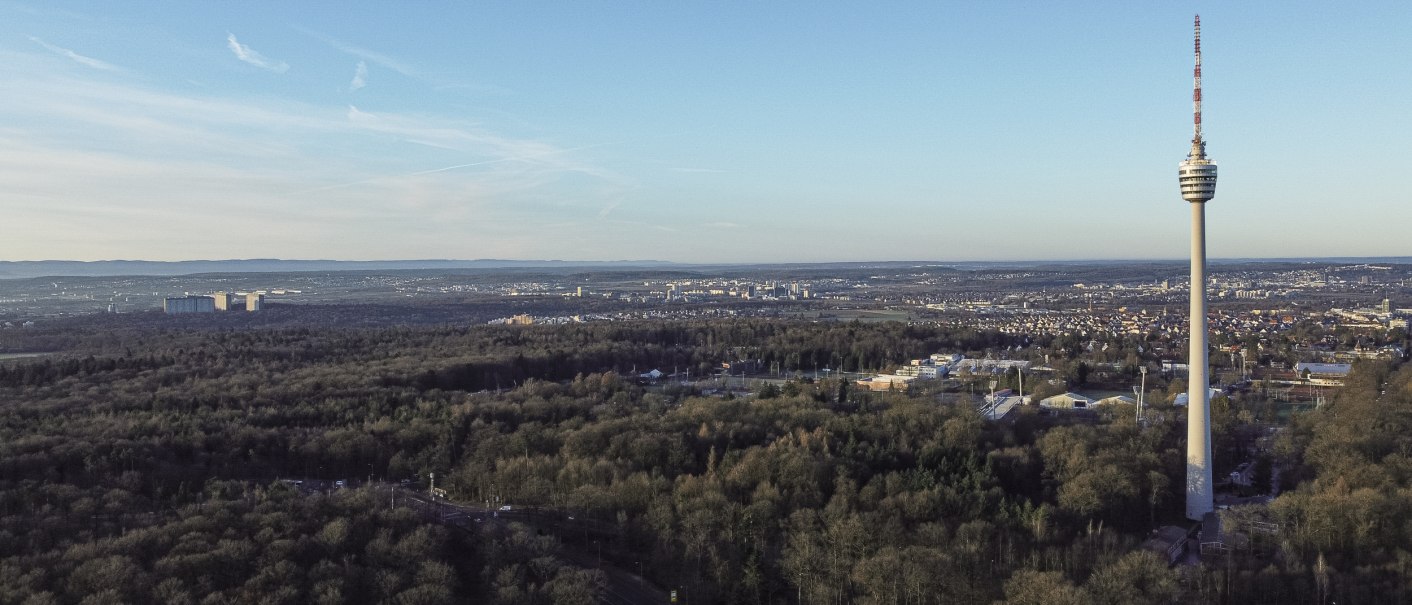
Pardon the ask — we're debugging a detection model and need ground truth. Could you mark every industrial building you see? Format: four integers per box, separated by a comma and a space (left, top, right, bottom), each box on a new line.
895, 364, 948, 379
1040, 392, 1140, 410
1293, 362, 1353, 386
855, 374, 915, 392
1040, 392, 1096, 409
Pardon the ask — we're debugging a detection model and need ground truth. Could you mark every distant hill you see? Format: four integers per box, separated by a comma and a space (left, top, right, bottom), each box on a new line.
1, 256, 1406, 279
0, 259, 677, 279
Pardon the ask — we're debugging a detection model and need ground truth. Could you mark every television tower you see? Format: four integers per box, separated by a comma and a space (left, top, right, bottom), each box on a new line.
1180, 14, 1217, 520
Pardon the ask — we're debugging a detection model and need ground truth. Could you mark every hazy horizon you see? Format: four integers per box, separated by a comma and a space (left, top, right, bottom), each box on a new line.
6, 255, 1411, 267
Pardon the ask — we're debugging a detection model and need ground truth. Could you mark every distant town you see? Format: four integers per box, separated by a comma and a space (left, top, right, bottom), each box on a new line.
2, 260, 1407, 413
3, 261, 1407, 331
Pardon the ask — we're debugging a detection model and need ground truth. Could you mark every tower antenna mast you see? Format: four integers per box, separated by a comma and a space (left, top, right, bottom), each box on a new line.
1193, 15, 1204, 151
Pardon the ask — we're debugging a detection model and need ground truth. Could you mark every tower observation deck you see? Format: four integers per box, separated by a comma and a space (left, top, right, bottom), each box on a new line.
1179, 152, 1217, 202
1180, 16, 1217, 203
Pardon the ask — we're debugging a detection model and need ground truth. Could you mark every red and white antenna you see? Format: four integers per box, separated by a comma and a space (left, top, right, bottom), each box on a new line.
1192, 15, 1204, 148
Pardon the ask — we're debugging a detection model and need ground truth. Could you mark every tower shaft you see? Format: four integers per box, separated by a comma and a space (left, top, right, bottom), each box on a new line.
1186, 204, 1213, 520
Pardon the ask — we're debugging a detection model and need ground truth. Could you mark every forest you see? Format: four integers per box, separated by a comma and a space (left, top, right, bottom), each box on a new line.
1, 318, 1410, 603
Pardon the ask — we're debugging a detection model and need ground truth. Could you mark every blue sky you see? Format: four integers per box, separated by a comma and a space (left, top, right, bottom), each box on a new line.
2, 2, 1409, 263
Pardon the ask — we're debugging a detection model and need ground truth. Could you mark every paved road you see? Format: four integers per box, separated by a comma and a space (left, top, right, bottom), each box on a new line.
981, 395, 1024, 420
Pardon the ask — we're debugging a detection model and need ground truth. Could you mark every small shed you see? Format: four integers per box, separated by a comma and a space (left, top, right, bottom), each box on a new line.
1140, 525, 1190, 565
1040, 392, 1095, 409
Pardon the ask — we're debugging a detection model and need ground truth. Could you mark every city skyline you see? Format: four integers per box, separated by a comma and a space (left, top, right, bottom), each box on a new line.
3, 2, 1410, 263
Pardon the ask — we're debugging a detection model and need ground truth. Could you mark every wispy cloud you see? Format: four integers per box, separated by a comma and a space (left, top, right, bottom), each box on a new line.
349, 61, 367, 91
706, 221, 741, 229
400, 138, 463, 151
0, 60, 630, 260
295, 25, 511, 95
598, 200, 621, 219
671, 167, 728, 173
335, 105, 627, 182
607, 219, 677, 233
28, 36, 119, 71
346, 105, 374, 122
226, 33, 289, 73
293, 110, 623, 194
294, 26, 418, 78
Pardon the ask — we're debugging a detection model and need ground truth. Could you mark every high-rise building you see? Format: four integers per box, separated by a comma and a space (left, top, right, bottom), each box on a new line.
212, 291, 232, 311
245, 292, 264, 312
164, 295, 215, 314
1180, 15, 1218, 521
